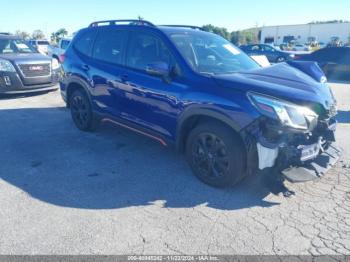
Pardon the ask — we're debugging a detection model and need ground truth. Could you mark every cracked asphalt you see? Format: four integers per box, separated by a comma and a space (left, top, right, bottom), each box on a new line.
0, 82, 349, 255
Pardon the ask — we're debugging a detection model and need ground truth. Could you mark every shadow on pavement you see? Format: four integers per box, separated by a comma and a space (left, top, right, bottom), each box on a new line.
0, 90, 57, 100
0, 107, 279, 210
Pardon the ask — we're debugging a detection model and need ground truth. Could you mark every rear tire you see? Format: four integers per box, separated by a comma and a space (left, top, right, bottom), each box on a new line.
69, 89, 99, 132
185, 122, 246, 188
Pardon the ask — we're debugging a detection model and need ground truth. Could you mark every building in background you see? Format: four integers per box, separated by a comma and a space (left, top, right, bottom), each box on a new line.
260, 22, 350, 45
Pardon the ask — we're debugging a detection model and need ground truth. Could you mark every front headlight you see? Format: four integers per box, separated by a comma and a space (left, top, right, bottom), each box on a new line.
0, 59, 16, 72
289, 54, 295, 58
51, 58, 60, 70
248, 93, 318, 130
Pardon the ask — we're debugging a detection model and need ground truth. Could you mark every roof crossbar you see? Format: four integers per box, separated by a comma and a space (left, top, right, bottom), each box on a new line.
160, 25, 204, 30
89, 20, 155, 28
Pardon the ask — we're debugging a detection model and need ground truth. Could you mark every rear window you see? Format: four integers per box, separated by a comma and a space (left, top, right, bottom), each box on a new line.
61, 40, 71, 50
74, 30, 96, 56
37, 41, 49, 45
92, 29, 126, 65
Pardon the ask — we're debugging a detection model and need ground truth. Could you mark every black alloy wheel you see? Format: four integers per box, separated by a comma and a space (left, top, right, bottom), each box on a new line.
186, 122, 246, 188
70, 89, 98, 131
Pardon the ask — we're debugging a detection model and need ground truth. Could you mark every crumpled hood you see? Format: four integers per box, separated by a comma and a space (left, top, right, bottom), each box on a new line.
0, 53, 51, 63
213, 63, 336, 111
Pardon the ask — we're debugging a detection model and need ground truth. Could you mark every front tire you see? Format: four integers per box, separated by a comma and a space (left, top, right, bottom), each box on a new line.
186, 122, 246, 188
69, 89, 98, 131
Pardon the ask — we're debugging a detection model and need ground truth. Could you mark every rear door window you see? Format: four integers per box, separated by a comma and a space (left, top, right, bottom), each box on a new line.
92, 29, 127, 65
261, 45, 274, 52
250, 45, 261, 51
74, 29, 97, 56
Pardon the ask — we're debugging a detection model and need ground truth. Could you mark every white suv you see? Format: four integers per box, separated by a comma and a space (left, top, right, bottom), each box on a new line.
28, 39, 50, 55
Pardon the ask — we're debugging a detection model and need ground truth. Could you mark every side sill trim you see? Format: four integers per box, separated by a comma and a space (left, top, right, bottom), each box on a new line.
101, 118, 167, 147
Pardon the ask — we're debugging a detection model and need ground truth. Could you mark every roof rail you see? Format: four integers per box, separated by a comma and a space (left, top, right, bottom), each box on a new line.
160, 25, 204, 31
0, 32, 11, 35
89, 20, 155, 28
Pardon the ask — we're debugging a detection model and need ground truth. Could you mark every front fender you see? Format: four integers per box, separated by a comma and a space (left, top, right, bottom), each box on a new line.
175, 101, 257, 151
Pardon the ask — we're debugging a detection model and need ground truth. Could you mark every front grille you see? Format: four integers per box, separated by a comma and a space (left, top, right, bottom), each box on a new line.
17, 63, 51, 78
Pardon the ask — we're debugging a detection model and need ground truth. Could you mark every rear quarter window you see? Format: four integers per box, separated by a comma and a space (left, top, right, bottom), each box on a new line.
73, 29, 96, 56
92, 29, 127, 65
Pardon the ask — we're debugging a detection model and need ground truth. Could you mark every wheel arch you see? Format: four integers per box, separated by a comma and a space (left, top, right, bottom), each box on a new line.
176, 108, 243, 153
65, 76, 93, 108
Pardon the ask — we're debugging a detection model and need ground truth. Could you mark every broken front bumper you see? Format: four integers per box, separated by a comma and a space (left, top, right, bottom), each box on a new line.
282, 143, 342, 183
244, 115, 341, 183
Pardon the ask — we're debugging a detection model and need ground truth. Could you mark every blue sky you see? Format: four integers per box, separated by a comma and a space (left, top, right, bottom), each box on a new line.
1, 0, 349, 37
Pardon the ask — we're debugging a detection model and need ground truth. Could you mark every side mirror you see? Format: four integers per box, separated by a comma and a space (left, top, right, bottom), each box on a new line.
146, 62, 170, 77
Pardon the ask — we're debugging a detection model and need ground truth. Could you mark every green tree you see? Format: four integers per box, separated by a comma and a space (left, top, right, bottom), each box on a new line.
230, 31, 241, 45
15, 30, 30, 40
57, 28, 68, 37
32, 30, 45, 40
202, 24, 231, 40
231, 29, 259, 45
50, 28, 68, 44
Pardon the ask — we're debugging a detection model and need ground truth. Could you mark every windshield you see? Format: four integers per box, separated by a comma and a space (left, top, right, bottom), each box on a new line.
0, 39, 36, 54
170, 32, 259, 75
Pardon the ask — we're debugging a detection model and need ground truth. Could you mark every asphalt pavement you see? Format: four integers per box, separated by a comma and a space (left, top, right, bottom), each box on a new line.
0, 83, 349, 255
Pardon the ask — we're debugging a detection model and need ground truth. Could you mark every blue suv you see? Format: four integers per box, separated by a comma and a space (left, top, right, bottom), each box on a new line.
60, 20, 340, 188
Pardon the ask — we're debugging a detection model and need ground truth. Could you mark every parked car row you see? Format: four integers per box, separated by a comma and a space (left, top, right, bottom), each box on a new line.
47, 38, 72, 62
240, 44, 295, 63
28, 39, 50, 55
239, 43, 349, 80
0, 33, 60, 94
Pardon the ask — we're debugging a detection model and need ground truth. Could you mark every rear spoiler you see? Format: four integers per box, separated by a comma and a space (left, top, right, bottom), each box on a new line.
286, 60, 327, 83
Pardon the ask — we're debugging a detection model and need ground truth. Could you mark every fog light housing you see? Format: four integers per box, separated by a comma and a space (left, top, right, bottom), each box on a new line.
3, 76, 11, 86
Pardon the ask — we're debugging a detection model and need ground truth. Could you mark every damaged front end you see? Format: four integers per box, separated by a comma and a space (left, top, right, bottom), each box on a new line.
242, 92, 341, 183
